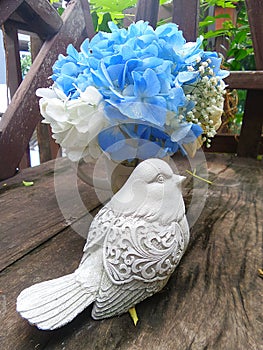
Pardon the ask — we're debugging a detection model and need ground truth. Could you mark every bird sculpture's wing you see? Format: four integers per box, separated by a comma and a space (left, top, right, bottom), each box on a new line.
92, 213, 187, 319
79, 206, 115, 265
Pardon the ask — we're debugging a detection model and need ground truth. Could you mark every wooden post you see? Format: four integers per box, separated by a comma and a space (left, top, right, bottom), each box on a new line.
31, 35, 61, 164
2, 21, 22, 98
237, 0, 263, 157
135, 0, 160, 28
0, 0, 94, 180
2, 20, 30, 168
0, 0, 24, 25
172, 0, 200, 41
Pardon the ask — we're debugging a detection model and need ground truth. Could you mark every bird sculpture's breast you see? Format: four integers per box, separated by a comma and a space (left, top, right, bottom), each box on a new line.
103, 211, 186, 285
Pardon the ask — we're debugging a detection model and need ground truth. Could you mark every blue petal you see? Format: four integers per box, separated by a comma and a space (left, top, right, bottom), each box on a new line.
55, 75, 76, 96
104, 103, 128, 123
171, 123, 203, 144
67, 44, 80, 60
107, 64, 125, 85
167, 87, 187, 112
108, 95, 167, 127
133, 69, 161, 98
98, 126, 137, 161
60, 62, 79, 76
91, 61, 113, 88
98, 126, 125, 152
164, 138, 179, 154
176, 71, 199, 84
171, 123, 193, 142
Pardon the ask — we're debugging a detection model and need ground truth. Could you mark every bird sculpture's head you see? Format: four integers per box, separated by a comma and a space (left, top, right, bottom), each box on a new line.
109, 158, 186, 224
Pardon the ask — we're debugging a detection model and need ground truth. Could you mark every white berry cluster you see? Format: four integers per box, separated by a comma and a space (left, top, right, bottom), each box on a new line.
184, 59, 226, 148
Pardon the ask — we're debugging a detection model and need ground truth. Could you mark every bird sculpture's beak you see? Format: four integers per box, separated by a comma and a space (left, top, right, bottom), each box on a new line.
173, 174, 186, 184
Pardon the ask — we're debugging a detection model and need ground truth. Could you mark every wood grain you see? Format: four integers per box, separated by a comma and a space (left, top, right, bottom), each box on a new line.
0, 154, 262, 349
0, 157, 104, 272
135, 0, 160, 28
0, 0, 24, 26
237, 89, 263, 157
225, 71, 263, 90
172, 0, 200, 42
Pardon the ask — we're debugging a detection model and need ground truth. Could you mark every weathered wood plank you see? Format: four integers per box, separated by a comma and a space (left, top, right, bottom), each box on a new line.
30, 35, 61, 163
205, 134, 263, 154
236, 0, 263, 157
2, 20, 22, 98
0, 0, 62, 37
16, 0, 63, 40
0, 0, 24, 26
172, 0, 200, 41
0, 226, 87, 350
135, 0, 160, 28
225, 71, 263, 90
245, 0, 263, 70
0, 0, 94, 181
237, 89, 263, 157
37, 123, 61, 163
0, 154, 262, 350
2, 20, 31, 169
0, 157, 103, 272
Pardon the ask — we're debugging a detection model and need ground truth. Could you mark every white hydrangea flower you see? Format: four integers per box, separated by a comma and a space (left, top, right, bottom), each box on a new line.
36, 86, 108, 162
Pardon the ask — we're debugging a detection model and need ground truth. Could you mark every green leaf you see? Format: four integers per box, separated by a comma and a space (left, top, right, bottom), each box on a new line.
91, 11, 99, 31
235, 49, 249, 61
199, 16, 216, 28
90, 0, 137, 13
233, 30, 248, 44
129, 306, 139, 326
98, 12, 112, 32
204, 29, 229, 39
22, 180, 34, 187
57, 7, 64, 16
160, 0, 172, 4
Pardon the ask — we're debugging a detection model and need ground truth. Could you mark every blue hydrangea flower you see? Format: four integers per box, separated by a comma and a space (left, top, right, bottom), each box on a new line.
48, 20, 229, 160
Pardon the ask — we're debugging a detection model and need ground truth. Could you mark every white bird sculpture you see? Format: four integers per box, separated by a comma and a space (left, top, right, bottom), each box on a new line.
17, 158, 189, 330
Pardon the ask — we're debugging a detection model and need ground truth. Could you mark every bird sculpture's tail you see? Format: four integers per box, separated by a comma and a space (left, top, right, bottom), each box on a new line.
16, 273, 95, 330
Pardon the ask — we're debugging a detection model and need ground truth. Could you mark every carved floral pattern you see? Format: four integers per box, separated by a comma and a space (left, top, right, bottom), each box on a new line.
98, 209, 186, 284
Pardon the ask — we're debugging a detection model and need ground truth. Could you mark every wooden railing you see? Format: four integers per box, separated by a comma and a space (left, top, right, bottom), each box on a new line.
0, 0, 94, 180
0, 0, 262, 181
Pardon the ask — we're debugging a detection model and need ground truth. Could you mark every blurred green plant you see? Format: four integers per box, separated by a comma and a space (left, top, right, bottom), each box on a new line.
200, 0, 255, 133
89, 0, 137, 31
49, 0, 64, 15
89, 0, 174, 31
200, 0, 255, 71
20, 54, 32, 79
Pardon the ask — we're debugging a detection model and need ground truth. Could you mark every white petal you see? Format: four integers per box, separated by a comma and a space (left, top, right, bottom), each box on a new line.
53, 85, 68, 100
45, 100, 69, 122
36, 88, 57, 99
80, 86, 103, 105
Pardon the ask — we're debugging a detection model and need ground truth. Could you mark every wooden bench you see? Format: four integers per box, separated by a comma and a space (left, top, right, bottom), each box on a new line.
0, 1, 262, 349
0, 153, 262, 349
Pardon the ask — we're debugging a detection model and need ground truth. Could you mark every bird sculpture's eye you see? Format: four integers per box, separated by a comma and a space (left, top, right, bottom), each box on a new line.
157, 175, 165, 183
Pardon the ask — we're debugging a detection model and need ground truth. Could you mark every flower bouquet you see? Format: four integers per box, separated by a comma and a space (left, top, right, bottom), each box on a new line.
37, 21, 229, 169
